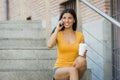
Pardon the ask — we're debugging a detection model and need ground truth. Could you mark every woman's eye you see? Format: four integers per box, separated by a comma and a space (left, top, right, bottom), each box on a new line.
62, 17, 66, 19
62, 16, 73, 20
68, 17, 72, 19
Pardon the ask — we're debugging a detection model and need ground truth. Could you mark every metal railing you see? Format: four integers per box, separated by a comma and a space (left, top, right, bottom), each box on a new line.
80, 0, 120, 28
80, 0, 120, 80
83, 28, 106, 80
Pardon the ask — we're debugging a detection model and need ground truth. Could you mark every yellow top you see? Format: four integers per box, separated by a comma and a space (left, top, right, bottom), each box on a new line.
54, 31, 84, 68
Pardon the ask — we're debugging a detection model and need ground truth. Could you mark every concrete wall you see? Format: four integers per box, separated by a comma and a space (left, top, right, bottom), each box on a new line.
82, 18, 112, 80
0, 0, 7, 20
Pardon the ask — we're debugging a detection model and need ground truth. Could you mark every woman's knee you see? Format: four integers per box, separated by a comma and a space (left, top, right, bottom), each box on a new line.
54, 68, 69, 80
69, 67, 78, 75
69, 67, 78, 72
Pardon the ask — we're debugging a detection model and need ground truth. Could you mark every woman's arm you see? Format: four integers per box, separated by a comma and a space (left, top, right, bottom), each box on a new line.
47, 28, 59, 48
47, 20, 63, 48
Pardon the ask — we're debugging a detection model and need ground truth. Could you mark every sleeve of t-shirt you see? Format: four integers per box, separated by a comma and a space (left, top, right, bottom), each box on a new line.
77, 32, 84, 43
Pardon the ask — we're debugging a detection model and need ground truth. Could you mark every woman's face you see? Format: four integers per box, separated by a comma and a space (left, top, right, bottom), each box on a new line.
61, 13, 75, 29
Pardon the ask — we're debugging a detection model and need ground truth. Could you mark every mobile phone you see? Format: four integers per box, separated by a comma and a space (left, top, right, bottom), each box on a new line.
59, 23, 64, 27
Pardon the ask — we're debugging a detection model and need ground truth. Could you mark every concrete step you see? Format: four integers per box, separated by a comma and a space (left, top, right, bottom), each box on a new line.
0, 21, 43, 30
0, 60, 55, 70
0, 29, 45, 39
0, 21, 42, 29
0, 48, 57, 70
0, 21, 45, 39
82, 69, 92, 80
0, 38, 46, 48
0, 69, 52, 80
0, 69, 91, 80
0, 49, 57, 60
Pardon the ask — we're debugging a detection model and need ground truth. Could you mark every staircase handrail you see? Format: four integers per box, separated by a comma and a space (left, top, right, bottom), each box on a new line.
80, 0, 120, 27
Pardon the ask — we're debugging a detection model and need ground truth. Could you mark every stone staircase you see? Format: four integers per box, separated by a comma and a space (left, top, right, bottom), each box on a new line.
0, 21, 91, 80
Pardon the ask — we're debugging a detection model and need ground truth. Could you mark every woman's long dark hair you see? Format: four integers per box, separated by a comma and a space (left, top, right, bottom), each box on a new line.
52, 8, 77, 34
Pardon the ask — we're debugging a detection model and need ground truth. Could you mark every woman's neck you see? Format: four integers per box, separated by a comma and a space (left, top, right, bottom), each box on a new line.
62, 29, 74, 35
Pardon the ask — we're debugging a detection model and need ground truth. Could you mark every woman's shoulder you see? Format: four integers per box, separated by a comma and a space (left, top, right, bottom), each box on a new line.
57, 31, 62, 36
75, 31, 84, 36
75, 31, 84, 42
56, 31, 62, 39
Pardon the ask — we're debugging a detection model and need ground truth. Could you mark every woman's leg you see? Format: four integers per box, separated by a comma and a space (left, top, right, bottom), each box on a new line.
54, 67, 79, 80
73, 56, 87, 80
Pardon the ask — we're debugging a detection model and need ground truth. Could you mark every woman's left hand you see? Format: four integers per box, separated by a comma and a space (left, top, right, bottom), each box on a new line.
72, 50, 87, 67
72, 55, 87, 68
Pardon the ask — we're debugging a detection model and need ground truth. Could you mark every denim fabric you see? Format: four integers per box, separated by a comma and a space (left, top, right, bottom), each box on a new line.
51, 68, 59, 80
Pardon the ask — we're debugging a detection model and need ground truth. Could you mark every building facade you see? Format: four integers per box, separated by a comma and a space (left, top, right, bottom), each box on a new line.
0, 0, 120, 80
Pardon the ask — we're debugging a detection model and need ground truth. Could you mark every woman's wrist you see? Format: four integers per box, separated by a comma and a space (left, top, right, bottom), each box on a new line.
55, 26, 61, 33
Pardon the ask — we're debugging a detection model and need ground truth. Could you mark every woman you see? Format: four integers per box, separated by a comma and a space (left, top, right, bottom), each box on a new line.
47, 8, 87, 80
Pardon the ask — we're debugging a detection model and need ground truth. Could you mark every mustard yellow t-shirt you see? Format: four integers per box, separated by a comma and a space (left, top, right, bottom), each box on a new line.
54, 31, 84, 68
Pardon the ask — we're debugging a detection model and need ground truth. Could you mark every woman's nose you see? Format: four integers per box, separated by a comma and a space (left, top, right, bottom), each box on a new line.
65, 19, 69, 22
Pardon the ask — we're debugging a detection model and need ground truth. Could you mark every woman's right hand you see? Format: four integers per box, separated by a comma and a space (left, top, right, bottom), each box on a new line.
56, 20, 64, 31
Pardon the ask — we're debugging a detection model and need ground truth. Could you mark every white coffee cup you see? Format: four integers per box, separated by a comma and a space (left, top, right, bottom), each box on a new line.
79, 43, 87, 56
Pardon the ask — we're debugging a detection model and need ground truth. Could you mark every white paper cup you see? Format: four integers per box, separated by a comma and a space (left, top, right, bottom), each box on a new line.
79, 43, 87, 56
